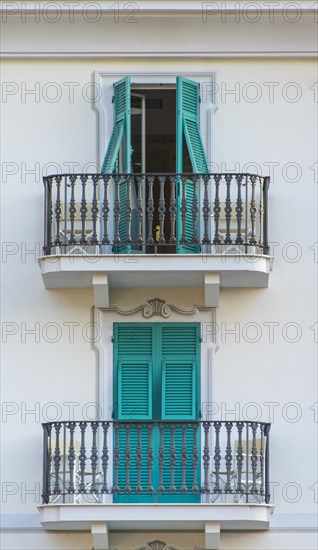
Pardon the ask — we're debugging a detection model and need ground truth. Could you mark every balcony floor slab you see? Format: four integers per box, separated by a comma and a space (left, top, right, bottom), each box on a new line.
39, 254, 273, 290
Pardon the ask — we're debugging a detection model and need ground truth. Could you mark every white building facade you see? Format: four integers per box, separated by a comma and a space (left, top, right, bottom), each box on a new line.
1, 2, 317, 549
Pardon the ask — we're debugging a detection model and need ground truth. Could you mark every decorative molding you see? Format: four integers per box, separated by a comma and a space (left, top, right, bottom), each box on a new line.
110, 298, 198, 318
137, 541, 180, 550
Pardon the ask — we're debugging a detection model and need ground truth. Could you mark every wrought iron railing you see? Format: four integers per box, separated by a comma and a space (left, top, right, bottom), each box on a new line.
43, 173, 270, 255
42, 420, 271, 505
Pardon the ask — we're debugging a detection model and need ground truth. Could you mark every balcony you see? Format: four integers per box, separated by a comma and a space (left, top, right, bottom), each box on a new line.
39, 420, 273, 548
38, 173, 272, 304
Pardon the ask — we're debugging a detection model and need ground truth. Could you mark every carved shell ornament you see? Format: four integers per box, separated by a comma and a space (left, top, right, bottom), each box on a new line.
137, 541, 180, 550
113, 298, 198, 318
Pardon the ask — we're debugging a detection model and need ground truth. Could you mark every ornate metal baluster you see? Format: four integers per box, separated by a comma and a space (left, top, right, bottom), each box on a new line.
146, 176, 155, 245
202, 421, 211, 493
250, 422, 258, 494
113, 175, 121, 245
202, 174, 211, 244
78, 422, 87, 493
212, 175, 222, 245
158, 176, 166, 243
69, 175, 77, 245
235, 174, 244, 245
47, 177, 53, 252
236, 422, 244, 495
80, 174, 88, 244
45, 424, 52, 500
225, 422, 233, 492
146, 423, 154, 493
191, 422, 199, 493
113, 422, 120, 493
180, 176, 188, 244
191, 175, 199, 244
102, 175, 110, 245
54, 175, 62, 246
249, 175, 257, 245
213, 421, 222, 493
125, 174, 132, 244
158, 422, 165, 493
91, 175, 99, 245
67, 422, 76, 495
101, 421, 110, 493
224, 174, 233, 244
259, 424, 265, 499
90, 421, 99, 493
53, 423, 61, 496
136, 176, 144, 245
258, 177, 264, 248
169, 176, 176, 244
169, 423, 176, 493
180, 423, 188, 493
135, 423, 143, 493
124, 423, 131, 492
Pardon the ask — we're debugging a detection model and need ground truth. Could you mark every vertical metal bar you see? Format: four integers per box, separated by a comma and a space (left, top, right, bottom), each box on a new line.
169, 176, 176, 244
47, 177, 53, 253
54, 176, 62, 247
158, 422, 165, 493
146, 423, 154, 493
250, 175, 257, 245
69, 175, 77, 245
225, 421, 233, 492
42, 423, 50, 503
125, 174, 132, 244
202, 421, 211, 492
258, 176, 264, 250
113, 175, 121, 245
67, 422, 76, 496
102, 175, 110, 245
53, 423, 61, 497
213, 421, 221, 493
180, 176, 187, 244
245, 422, 249, 503
80, 174, 88, 244
251, 422, 258, 494
90, 421, 99, 493
158, 176, 166, 244
264, 423, 271, 504
113, 422, 120, 493
101, 421, 110, 494
236, 422, 244, 494
235, 175, 244, 245
244, 175, 249, 254
135, 423, 143, 493
191, 175, 199, 244
136, 176, 144, 245
91, 175, 99, 245
124, 423, 131, 492
191, 422, 199, 493
63, 176, 68, 251
260, 423, 265, 500
263, 176, 270, 255
146, 176, 155, 245
212, 175, 222, 245
169, 423, 176, 493
202, 174, 211, 245
78, 422, 87, 494
224, 174, 232, 244
180, 423, 188, 493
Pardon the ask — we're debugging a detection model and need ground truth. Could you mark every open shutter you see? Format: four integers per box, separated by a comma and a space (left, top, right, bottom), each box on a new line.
176, 77, 209, 254
160, 324, 200, 502
101, 76, 136, 253
113, 323, 154, 502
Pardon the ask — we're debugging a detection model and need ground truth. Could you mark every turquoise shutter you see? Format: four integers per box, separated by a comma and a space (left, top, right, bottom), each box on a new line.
101, 76, 131, 173
101, 76, 136, 253
176, 77, 209, 254
114, 323, 154, 502
160, 324, 200, 502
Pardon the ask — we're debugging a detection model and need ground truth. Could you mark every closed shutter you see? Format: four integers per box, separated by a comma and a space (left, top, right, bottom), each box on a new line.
114, 323, 154, 501
160, 324, 200, 501
176, 77, 209, 254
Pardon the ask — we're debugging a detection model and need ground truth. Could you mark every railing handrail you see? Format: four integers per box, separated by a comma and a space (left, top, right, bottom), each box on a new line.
43, 172, 269, 182
42, 419, 271, 427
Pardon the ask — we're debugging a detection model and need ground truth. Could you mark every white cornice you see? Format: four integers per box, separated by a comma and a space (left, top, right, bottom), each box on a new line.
0, 1, 317, 15
1, 51, 317, 59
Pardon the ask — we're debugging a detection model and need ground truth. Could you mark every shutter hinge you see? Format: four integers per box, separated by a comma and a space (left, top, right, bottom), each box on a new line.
111, 336, 115, 343
199, 336, 203, 343
112, 96, 115, 103
199, 410, 202, 418
199, 95, 202, 103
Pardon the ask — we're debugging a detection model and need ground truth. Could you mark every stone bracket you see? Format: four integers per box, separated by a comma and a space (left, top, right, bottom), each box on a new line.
204, 273, 220, 307
91, 522, 109, 550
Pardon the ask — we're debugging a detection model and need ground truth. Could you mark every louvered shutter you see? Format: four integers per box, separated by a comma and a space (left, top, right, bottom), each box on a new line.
114, 323, 154, 502
176, 77, 209, 254
159, 324, 200, 502
101, 76, 136, 254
